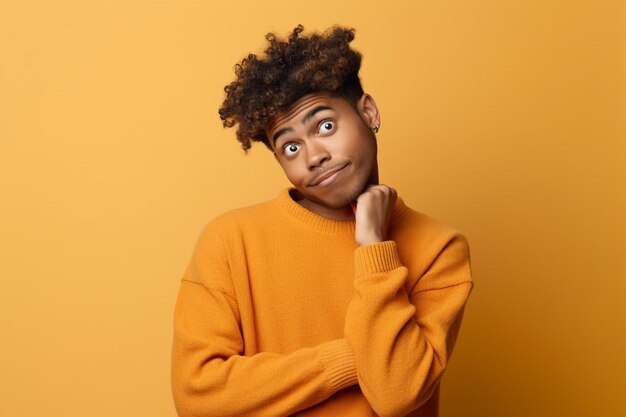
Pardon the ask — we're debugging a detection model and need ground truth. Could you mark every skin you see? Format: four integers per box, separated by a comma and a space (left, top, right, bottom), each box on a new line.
265, 91, 397, 246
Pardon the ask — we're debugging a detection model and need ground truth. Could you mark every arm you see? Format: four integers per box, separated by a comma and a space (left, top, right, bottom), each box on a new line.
344, 235, 473, 417
171, 221, 358, 417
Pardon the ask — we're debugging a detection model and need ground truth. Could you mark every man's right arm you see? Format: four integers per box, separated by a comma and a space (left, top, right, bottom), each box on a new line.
171, 221, 357, 417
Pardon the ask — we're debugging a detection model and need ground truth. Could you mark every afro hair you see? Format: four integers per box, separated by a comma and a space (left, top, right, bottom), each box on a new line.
218, 24, 365, 152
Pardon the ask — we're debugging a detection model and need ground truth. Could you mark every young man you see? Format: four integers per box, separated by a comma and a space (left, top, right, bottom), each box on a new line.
171, 25, 473, 417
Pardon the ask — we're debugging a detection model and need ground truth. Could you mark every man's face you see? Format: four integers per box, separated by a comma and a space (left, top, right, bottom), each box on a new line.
266, 92, 380, 218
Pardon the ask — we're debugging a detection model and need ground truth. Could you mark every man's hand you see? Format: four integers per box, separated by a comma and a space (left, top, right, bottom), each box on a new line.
352, 184, 397, 246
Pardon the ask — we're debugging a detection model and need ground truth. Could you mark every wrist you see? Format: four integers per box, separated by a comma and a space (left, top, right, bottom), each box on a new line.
354, 240, 403, 277
357, 235, 384, 246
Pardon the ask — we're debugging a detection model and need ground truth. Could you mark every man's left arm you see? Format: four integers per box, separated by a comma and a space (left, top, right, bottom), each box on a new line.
345, 186, 473, 416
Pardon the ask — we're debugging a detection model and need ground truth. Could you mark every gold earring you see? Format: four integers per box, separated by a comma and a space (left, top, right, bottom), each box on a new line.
370, 124, 380, 134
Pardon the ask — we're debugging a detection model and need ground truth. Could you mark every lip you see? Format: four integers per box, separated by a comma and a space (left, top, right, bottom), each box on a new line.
310, 163, 349, 187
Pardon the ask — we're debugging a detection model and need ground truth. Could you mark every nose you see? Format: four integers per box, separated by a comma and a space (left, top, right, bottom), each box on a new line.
306, 140, 331, 170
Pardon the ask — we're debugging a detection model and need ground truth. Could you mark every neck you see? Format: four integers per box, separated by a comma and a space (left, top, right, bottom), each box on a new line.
297, 198, 355, 221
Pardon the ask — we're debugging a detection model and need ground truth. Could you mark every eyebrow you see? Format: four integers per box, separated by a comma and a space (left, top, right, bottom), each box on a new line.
272, 105, 334, 147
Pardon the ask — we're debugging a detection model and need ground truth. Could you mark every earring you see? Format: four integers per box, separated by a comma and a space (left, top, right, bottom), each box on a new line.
370, 124, 380, 134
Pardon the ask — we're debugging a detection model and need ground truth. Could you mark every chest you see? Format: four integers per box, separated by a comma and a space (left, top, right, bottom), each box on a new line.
228, 231, 358, 351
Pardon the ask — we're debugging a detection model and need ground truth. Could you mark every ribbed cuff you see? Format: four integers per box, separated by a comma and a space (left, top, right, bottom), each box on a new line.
354, 241, 403, 278
318, 339, 358, 391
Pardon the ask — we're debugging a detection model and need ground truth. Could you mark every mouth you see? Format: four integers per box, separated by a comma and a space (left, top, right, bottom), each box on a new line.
309, 163, 349, 187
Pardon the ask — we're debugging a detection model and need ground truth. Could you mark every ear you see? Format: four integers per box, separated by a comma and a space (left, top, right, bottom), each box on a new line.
356, 93, 380, 130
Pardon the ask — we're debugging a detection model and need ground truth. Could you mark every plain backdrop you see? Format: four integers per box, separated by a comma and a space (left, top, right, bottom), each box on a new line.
1, 1, 624, 416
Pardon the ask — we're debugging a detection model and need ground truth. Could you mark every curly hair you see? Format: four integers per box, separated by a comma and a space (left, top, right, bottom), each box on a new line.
218, 24, 364, 153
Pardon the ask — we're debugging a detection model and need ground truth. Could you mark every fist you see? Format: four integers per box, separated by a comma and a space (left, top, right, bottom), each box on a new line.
352, 184, 397, 246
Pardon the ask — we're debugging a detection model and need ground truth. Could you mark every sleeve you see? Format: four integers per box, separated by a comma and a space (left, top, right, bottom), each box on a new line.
171, 221, 358, 417
343, 233, 473, 417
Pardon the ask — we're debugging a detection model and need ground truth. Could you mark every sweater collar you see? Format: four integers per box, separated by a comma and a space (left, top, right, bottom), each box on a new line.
273, 187, 408, 234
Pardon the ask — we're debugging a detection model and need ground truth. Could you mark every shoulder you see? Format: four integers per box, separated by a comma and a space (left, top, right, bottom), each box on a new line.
192, 196, 280, 255
393, 201, 467, 246
202, 197, 275, 233
392, 202, 472, 290
182, 197, 277, 288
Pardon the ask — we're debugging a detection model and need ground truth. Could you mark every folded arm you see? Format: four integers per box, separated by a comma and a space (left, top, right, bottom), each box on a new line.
344, 234, 473, 417
172, 220, 358, 417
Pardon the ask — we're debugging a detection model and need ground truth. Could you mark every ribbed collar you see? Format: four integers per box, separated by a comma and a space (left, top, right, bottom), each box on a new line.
272, 187, 408, 235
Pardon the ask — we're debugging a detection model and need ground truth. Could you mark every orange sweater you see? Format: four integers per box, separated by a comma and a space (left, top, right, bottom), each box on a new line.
172, 188, 473, 417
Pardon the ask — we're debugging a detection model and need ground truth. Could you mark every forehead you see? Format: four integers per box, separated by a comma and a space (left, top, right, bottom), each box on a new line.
266, 92, 340, 133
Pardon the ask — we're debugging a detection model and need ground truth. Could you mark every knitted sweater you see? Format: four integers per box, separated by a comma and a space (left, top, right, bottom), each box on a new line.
172, 188, 473, 417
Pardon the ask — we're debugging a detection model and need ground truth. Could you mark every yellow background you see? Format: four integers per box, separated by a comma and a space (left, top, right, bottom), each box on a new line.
1, 1, 624, 416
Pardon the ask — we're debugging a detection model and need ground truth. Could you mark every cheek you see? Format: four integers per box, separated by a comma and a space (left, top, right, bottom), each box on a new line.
343, 135, 375, 163
280, 162, 307, 186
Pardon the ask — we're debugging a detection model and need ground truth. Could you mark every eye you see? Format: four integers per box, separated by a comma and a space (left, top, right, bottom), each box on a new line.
318, 120, 335, 134
283, 143, 301, 157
